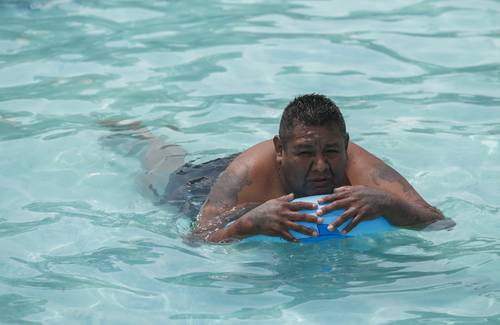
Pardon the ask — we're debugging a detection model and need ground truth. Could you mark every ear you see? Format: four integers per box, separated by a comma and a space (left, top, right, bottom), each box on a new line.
273, 135, 284, 161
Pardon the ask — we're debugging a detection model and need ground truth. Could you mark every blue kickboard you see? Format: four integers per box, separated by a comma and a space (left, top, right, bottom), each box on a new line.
244, 195, 396, 243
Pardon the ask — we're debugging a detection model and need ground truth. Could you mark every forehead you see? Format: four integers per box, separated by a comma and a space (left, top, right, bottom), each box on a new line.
289, 122, 343, 145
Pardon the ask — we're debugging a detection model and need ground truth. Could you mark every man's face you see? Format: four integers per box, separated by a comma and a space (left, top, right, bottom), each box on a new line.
275, 122, 348, 197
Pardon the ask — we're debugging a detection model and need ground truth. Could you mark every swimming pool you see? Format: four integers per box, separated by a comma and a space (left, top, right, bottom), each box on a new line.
1, 0, 499, 323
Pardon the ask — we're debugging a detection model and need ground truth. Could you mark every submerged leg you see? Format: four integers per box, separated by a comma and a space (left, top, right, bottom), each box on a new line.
98, 119, 186, 202
140, 137, 186, 201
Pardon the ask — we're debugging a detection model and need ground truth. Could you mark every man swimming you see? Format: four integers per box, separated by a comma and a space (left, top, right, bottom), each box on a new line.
102, 94, 446, 242
187, 94, 445, 242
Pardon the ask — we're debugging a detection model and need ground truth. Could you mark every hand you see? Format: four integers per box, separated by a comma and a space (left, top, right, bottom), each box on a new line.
317, 186, 391, 234
237, 193, 323, 242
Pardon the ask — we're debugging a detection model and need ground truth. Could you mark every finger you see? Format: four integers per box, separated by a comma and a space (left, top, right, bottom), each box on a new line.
285, 221, 318, 237
287, 212, 322, 224
288, 201, 318, 211
317, 198, 353, 215
279, 193, 294, 201
279, 230, 297, 242
327, 207, 356, 232
341, 215, 363, 234
317, 193, 334, 204
317, 191, 349, 204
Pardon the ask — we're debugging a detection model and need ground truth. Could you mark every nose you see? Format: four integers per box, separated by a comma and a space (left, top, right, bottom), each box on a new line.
312, 154, 328, 172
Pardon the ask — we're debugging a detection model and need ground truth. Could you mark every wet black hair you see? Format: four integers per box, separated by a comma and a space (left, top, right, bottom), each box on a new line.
278, 94, 347, 147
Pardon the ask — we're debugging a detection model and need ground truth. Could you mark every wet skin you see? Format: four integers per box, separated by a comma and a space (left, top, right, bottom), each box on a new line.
192, 123, 445, 243
274, 123, 348, 197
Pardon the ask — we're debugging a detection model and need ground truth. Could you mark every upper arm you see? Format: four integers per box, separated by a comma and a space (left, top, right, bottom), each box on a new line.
196, 157, 254, 227
346, 142, 428, 205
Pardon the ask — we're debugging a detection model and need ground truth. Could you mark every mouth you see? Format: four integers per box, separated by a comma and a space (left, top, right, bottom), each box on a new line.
308, 178, 333, 189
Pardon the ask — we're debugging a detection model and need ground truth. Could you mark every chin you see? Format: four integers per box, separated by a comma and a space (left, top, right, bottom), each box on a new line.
306, 187, 332, 196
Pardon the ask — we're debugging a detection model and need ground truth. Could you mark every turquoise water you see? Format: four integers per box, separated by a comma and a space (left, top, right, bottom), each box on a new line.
1, 0, 499, 323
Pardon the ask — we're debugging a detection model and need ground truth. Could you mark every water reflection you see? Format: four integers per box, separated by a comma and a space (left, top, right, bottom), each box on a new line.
159, 232, 497, 320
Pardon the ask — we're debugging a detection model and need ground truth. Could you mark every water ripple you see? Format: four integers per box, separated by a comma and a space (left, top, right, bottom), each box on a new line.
0, 216, 61, 238
1, 0, 500, 323
23, 201, 178, 238
0, 294, 47, 325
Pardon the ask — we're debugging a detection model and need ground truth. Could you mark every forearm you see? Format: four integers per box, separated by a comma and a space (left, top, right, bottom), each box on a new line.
191, 203, 258, 243
192, 217, 249, 243
384, 194, 444, 227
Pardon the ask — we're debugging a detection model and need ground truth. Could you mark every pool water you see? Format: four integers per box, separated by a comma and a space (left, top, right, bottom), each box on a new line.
1, 0, 499, 323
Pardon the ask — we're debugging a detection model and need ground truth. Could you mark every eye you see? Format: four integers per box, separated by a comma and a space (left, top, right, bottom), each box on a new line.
298, 151, 313, 157
325, 149, 339, 155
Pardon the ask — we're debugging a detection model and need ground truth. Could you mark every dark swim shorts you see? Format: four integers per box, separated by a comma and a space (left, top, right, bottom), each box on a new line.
162, 153, 239, 218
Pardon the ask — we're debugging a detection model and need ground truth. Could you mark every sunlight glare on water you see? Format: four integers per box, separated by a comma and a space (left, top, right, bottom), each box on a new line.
0, 0, 499, 323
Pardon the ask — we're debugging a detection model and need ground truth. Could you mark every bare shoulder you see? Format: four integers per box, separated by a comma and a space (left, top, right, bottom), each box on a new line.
346, 142, 426, 202
227, 140, 278, 202
199, 140, 278, 219
347, 142, 384, 165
